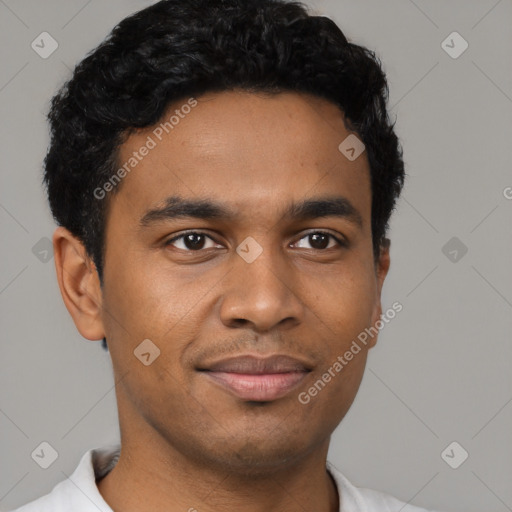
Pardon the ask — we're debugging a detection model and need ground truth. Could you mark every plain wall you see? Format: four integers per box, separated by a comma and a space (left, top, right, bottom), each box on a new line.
1, 1, 511, 510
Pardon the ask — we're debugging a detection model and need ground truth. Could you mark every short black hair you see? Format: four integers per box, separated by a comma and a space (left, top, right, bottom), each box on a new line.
45, 0, 404, 283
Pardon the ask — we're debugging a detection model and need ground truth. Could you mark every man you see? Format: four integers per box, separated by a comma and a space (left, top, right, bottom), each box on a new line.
12, 0, 441, 510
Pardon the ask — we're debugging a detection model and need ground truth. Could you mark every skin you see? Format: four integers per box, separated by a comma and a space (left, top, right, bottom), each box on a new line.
53, 90, 390, 512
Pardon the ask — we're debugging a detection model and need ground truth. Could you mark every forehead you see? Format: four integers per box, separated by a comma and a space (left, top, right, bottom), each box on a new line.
110, 90, 371, 227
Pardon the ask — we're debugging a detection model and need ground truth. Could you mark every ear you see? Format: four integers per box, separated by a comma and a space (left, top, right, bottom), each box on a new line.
52, 226, 105, 341
368, 238, 391, 348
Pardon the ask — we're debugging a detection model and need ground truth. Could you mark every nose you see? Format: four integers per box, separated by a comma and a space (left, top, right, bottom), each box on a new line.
219, 243, 305, 332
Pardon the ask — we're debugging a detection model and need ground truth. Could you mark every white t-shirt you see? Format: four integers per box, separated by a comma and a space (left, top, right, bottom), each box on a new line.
10, 445, 440, 512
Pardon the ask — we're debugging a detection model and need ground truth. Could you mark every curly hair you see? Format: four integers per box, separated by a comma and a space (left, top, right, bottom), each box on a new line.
45, 0, 404, 281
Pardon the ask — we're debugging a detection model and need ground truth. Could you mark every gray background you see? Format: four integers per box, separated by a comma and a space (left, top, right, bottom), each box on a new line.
1, 0, 511, 510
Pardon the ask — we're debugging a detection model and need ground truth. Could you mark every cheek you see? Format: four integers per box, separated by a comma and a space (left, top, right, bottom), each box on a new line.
102, 252, 199, 339
296, 350, 368, 438
305, 260, 377, 345
101, 254, 223, 387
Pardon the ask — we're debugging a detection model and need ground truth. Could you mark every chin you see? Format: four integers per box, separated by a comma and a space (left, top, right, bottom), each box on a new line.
199, 432, 317, 476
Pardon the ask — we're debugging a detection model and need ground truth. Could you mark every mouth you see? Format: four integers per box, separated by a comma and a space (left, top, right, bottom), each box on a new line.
196, 354, 312, 402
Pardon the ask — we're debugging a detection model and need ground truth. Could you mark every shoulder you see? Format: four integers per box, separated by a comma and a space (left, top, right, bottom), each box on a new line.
8, 447, 117, 512
8, 476, 89, 512
327, 460, 442, 512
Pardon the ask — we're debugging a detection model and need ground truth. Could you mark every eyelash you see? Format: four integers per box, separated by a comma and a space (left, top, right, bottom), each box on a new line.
164, 230, 347, 251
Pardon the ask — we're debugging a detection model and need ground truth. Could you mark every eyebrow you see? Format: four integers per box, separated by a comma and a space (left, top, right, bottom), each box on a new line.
139, 195, 363, 229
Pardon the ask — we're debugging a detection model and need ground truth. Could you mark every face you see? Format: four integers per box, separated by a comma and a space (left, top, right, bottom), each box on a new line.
94, 91, 389, 473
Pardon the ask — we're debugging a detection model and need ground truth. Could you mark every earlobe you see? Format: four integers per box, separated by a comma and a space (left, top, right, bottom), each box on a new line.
52, 227, 105, 341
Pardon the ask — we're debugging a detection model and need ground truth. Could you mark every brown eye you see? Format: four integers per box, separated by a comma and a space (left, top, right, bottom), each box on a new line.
166, 232, 220, 251
293, 231, 345, 250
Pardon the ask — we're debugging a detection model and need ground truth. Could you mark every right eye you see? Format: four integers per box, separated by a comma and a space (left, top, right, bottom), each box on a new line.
164, 231, 223, 252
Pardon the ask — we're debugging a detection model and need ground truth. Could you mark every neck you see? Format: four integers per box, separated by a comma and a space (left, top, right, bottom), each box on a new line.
97, 428, 339, 512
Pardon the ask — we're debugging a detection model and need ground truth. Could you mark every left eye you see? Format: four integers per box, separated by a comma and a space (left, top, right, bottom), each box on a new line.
292, 232, 343, 250
165, 231, 344, 252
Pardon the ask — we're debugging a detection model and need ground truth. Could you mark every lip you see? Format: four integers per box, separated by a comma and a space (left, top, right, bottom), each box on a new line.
197, 354, 313, 402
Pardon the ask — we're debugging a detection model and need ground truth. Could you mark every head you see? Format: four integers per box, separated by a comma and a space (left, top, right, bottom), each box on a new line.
47, 0, 404, 473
